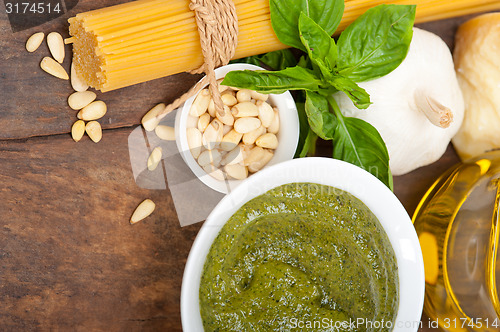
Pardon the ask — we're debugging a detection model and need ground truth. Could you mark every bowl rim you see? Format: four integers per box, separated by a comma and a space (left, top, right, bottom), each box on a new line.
174, 63, 299, 194
181, 157, 425, 332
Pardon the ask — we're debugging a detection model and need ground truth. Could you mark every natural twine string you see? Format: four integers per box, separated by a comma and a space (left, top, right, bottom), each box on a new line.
156, 0, 239, 120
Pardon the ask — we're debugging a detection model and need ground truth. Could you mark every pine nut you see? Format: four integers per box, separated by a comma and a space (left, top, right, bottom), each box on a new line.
256, 133, 278, 149
236, 89, 252, 103
155, 125, 175, 141
70, 62, 88, 92
224, 164, 248, 180
243, 125, 266, 145
243, 146, 265, 167
257, 101, 275, 128
198, 149, 222, 167
221, 146, 244, 166
222, 125, 232, 136
239, 144, 255, 166
231, 102, 259, 117
71, 120, 85, 142
198, 113, 210, 132
221, 94, 237, 107
248, 149, 274, 173
85, 121, 102, 143
217, 79, 229, 93
26, 32, 44, 52
130, 199, 155, 224
190, 89, 210, 116
47, 32, 65, 63
220, 129, 243, 151
207, 99, 216, 117
216, 106, 234, 126
187, 127, 203, 159
68, 91, 97, 110
147, 147, 163, 171
202, 119, 223, 150
203, 164, 226, 181
141, 103, 165, 131
251, 91, 269, 102
234, 117, 261, 134
79, 100, 107, 121
40, 57, 69, 80
268, 108, 280, 134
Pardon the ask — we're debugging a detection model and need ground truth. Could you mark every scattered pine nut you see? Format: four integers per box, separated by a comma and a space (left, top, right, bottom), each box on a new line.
26, 32, 44, 53
71, 62, 89, 92
85, 121, 102, 143
40, 57, 69, 80
141, 103, 165, 132
68, 91, 97, 110
79, 100, 107, 121
47, 32, 65, 63
147, 147, 163, 171
155, 125, 175, 141
130, 199, 155, 224
71, 120, 85, 142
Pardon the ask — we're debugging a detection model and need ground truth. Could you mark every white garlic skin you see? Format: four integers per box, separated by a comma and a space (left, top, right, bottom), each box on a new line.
333, 27, 464, 175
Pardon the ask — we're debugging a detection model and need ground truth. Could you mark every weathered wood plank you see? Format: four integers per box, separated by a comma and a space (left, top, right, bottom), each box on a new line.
0, 0, 201, 140
0, 1, 481, 141
0, 128, 200, 331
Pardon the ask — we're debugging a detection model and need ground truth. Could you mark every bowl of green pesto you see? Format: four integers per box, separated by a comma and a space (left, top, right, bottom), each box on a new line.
181, 157, 424, 332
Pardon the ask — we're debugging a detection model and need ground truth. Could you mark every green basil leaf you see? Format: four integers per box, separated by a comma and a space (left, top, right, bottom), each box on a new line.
233, 49, 297, 70
304, 91, 336, 140
328, 98, 392, 189
328, 75, 371, 109
230, 56, 262, 67
298, 12, 337, 78
298, 128, 318, 158
259, 49, 297, 70
270, 0, 344, 51
222, 67, 324, 94
337, 4, 416, 82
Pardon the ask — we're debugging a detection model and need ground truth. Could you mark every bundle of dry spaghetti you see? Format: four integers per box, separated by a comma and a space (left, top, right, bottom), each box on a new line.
68, 0, 500, 92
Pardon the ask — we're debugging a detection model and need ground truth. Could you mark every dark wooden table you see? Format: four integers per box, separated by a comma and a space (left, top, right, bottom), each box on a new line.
0, 1, 486, 331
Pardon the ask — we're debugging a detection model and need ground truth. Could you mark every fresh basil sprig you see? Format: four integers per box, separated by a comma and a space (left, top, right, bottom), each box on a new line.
223, 1, 416, 189
269, 0, 344, 51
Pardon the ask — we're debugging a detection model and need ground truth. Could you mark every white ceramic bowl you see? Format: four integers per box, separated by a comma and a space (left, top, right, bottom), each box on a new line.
181, 157, 425, 331
175, 63, 299, 194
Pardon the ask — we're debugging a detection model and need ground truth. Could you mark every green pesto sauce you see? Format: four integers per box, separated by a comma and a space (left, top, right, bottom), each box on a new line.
199, 183, 398, 332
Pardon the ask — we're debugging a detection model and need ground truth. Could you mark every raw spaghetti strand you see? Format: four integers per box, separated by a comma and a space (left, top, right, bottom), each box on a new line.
157, 0, 239, 120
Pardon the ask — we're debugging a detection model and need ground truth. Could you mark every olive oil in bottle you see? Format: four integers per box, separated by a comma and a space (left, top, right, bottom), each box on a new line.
413, 151, 500, 331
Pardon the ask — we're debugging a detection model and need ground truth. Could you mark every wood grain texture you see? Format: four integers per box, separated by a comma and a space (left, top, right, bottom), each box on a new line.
0, 128, 200, 331
0, 1, 488, 330
0, 0, 201, 140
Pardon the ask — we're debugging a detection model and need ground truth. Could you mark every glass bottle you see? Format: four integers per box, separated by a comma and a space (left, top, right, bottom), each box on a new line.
413, 151, 500, 331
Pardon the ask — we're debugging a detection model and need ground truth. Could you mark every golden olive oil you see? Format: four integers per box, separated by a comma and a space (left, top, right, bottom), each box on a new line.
413, 151, 500, 331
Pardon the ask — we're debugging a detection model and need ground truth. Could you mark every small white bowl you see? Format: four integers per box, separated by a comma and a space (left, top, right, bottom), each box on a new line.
175, 63, 299, 194
181, 157, 425, 332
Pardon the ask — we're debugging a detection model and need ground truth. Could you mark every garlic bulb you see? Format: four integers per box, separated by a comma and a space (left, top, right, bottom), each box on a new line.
452, 13, 500, 161
333, 27, 464, 175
